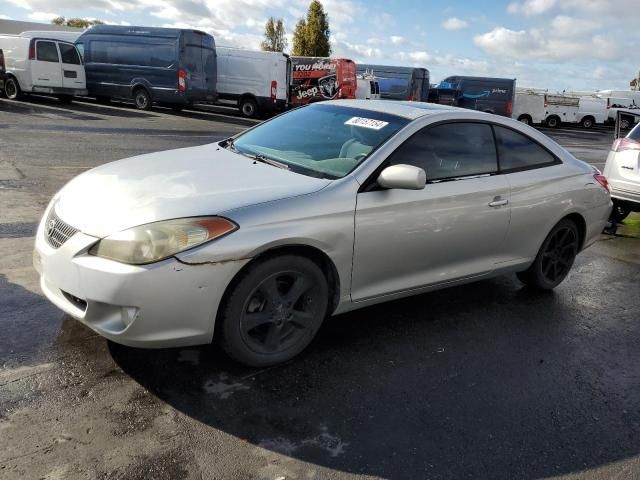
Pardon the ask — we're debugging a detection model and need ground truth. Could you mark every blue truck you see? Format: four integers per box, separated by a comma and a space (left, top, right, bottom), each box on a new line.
430, 75, 516, 117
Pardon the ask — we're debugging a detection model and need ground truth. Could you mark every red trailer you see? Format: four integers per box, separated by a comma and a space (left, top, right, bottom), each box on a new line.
290, 57, 356, 106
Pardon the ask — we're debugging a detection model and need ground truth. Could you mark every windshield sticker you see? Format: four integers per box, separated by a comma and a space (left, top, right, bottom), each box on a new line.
345, 117, 389, 130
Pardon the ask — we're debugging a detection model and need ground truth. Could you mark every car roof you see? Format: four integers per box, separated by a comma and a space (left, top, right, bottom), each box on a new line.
322, 99, 469, 120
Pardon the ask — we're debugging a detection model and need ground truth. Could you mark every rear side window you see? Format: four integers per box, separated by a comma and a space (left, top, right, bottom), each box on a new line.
494, 126, 558, 172
36, 41, 59, 62
59, 43, 80, 65
389, 122, 498, 181
90, 40, 177, 68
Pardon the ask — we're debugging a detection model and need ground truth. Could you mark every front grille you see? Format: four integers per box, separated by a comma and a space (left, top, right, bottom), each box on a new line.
45, 209, 79, 249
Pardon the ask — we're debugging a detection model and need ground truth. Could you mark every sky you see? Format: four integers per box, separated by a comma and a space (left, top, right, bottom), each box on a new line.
2, 0, 639, 91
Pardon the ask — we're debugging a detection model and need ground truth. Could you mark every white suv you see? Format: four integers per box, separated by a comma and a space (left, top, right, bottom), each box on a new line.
604, 122, 640, 221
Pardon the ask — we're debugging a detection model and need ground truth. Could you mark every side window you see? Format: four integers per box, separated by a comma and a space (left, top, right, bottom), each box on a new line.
59, 43, 80, 65
75, 42, 84, 61
494, 126, 559, 171
36, 41, 59, 62
388, 122, 498, 181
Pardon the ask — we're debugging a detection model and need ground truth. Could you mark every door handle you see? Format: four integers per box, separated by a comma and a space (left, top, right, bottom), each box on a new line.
488, 197, 509, 207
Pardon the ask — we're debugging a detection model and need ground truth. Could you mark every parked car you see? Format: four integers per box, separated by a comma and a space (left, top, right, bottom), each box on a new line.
431, 76, 516, 117
544, 94, 608, 128
216, 47, 290, 118
513, 88, 546, 125
577, 95, 607, 128
356, 64, 429, 101
603, 119, 640, 221
33, 101, 611, 366
602, 97, 640, 129
0, 34, 87, 102
76, 25, 216, 110
290, 56, 356, 106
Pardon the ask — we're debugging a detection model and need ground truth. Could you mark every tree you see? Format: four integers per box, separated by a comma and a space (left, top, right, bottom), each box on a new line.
292, 18, 308, 56
50, 17, 104, 29
292, 0, 331, 57
261, 17, 287, 52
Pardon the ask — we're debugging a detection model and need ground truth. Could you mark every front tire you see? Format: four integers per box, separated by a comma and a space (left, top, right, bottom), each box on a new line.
517, 115, 532, 125
4, 77, 22, 100
517, 219, 579, 290
581, 116, 594, 129
219, 255, 329, 367
611, 203, 631, 223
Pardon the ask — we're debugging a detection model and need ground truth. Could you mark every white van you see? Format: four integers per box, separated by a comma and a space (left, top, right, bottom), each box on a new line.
577, 96, 607, 128
215, 47, 291, 118
598, 89, 640, 105
356, 72, 380, 100
513, 89, 546, 125
0, 34, 86, 103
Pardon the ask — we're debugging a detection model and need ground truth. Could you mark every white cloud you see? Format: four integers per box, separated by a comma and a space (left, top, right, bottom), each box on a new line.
550, 15, 598, 36
474, 26, 624, 61
27, 11, 61, 21
0, 14, 13, 19
507, 0, 557, 15
442, 17, 468, 31
390, 35, 404, 45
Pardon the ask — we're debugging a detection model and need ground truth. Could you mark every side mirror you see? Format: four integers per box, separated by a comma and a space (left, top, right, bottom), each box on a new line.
377, 164, 426, 190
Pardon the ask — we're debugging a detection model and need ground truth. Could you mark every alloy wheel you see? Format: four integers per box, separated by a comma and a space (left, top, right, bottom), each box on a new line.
240, 270, 322, 355
540, 226, 578, 284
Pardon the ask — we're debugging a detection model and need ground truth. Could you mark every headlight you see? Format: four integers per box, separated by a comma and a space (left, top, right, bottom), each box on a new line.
89, 216, 237, 265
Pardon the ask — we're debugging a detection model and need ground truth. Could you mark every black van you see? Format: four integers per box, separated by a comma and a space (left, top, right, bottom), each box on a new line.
76, 25, 216, 110
431, 76, 516, 117
356, 64, 429, 101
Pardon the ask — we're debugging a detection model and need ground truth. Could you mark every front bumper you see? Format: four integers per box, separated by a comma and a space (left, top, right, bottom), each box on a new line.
34, 209, 249, 348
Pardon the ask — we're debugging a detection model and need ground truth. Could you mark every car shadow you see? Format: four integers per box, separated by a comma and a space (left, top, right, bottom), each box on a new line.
110, 274, 640, 479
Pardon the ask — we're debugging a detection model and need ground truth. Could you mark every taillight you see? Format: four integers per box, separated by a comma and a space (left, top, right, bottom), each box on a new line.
270, 80, 277, 101
594, 172, 610, 192
178, 69, 186, 92
611, 137, 640, 152
507, 100, 512, 114
544, 95, 548, 108
29, 45, 36, 60
407, 95, 414, 101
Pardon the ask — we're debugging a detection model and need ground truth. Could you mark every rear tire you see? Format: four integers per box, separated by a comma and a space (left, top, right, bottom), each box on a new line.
580, 116, 594, 129
518, 115, 532, 125
239, 97, 258, 118
546, 116, 560, 128
218, 255, 329, 367
4, 77, 22, 100
517, 219, 579, 290
171, 105, 184, 112
133, 88, 152, 110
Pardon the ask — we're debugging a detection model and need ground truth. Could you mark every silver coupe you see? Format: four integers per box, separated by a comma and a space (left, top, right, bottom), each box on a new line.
34, 100, 612, 366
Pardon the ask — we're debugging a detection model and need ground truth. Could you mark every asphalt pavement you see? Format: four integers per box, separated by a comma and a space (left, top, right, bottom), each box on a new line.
1, 96, 639, 480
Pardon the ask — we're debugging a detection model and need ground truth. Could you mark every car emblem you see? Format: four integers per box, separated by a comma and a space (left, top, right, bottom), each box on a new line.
47, 219, 57, 237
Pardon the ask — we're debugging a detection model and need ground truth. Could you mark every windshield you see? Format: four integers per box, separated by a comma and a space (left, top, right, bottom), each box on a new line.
231, 104, 410, 179
377, 77, 410, 96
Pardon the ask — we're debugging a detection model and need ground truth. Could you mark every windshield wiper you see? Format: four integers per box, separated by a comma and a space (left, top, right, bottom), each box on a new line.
249, 154, 290, 170
221, 138, 289, 170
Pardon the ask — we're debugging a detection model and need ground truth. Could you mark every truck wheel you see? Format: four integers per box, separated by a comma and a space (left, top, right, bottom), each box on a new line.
620, 117, 631, 130
4, 77, 22, 100
580, 116, 594, 129
517, 115, 532, 125
133, 88, 152, 110
239, 97, 258, 118
546, 116, 560, 128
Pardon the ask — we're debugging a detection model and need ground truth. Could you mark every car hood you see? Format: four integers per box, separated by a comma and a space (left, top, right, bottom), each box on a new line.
55, 143, 331, 238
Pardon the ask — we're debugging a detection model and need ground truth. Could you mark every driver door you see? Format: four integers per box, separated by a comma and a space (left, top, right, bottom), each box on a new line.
351, 121, 511, 301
